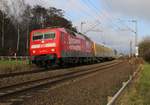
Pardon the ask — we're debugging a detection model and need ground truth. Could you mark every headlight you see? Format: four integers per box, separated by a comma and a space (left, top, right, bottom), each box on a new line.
32, 50, 36, 53
42, 40, 45, 43
51, 48, 55, 52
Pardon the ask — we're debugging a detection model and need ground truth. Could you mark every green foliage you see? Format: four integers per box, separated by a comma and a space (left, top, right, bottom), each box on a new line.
139, 37, 150, 63
138, 64, 150, 104
0, 48, 7, 55
0, 60, 30, 74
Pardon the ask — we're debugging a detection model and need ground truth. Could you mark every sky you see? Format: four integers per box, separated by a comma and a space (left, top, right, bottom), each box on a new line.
1, 0, 150, 54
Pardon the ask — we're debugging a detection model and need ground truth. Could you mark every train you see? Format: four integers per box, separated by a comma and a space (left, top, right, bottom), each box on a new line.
29, 27, 115, 67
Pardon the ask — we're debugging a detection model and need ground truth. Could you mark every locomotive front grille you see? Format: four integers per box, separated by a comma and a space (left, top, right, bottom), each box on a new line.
34, 54, 56, 61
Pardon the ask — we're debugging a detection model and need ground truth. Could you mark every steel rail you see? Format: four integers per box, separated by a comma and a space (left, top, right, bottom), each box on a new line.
0, 61, 123, 102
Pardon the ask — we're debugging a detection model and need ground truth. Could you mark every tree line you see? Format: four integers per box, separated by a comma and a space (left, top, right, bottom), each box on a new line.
139, 37, 150, 63
0, 5, 77, 56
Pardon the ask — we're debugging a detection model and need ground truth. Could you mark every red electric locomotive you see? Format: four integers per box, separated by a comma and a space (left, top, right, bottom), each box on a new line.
29, 27, 94, 67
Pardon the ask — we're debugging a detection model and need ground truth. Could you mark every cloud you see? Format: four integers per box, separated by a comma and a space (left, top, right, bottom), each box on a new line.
0, 0, 138, 54
101, 0, 150, 20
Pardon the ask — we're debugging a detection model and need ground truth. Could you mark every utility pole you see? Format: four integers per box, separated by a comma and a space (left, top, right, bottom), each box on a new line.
81, 22, 86, 33
135, 20, 138, 57
131, 20, 138, 57
117, 19, 138, 57
130, 41, 132, 58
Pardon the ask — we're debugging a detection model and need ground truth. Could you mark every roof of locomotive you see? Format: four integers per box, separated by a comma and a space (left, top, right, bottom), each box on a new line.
31, 27, 92, 41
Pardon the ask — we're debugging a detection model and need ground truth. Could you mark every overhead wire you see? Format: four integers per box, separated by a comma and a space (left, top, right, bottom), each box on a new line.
78, 0, 106, 32
66, 0, 104, 32
83, 0, 122, 31
63, 0, 122, 33
69, 0, 101, 20
81, 0, 104, 21
100, 0, 125, 30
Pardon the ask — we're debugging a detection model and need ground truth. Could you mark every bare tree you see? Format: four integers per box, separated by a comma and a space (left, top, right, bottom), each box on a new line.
1, 12, 4, 48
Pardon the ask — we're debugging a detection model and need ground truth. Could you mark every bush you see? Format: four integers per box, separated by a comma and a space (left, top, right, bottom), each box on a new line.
139, 37, 150, 63
143, 49, 150, 63
0, 48, 7, 56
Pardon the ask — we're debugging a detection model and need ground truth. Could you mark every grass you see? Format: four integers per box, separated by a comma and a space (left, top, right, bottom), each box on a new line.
0, 60, 29, 66
118, 64, 150, 105
0, 60, 30, 73
138, 64, 150, 104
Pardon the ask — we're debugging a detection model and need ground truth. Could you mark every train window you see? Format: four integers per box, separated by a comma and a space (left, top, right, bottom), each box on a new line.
44, 32, 55, 39
33, 35, 43, 41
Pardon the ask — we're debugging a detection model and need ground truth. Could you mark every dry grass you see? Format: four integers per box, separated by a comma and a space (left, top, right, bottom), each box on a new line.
0, 60, 31, 74
118, 64, 150, 105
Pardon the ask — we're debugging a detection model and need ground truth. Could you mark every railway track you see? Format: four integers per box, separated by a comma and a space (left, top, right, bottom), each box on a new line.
0, 61, 120, 89
0, 60, 118, 77
0, 60, 123, 104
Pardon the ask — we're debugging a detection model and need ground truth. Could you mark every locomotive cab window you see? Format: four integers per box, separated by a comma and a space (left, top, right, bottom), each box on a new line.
44, 32, 55, 39
32, 34, 43, 41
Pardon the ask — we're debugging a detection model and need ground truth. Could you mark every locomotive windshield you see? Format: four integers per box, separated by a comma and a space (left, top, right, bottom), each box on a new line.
32, 32, 55, 41
44, 32, 55, 39
33, 34, 43, 41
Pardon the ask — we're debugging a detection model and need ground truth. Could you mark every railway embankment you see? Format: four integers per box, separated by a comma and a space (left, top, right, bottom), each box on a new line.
0, 58, 142, 105
116, 63, 150, 105
23, 59, 139, 105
